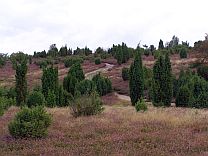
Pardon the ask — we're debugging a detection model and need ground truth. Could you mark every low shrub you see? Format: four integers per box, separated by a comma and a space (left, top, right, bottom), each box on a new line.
71, 91, 104, 117
27, 91, 45, 108
122, 67, 129, 81
135, 98, 147, 112
95, 58, 101, 65
8, 106, 52, 138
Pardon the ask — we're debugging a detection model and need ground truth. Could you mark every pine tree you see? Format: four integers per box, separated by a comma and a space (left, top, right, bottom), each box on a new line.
11, 52, 28, 106
129, 51, 144, 106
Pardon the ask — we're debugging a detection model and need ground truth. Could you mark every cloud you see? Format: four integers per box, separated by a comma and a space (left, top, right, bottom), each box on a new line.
0, 0, 207, 54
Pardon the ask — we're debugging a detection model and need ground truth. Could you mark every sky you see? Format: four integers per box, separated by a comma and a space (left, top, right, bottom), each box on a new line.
0, 0, 207, 54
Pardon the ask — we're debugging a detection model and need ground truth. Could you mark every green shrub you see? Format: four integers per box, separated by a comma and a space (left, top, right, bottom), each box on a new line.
76, 80, 96, 95
27, 91, 45, 108
180, 48, 188, 58
64, 57, 84, 68
70, 91, 104, 117
122, 67, 129, 81
176, 86, 192, 107
95, 58, 101, 65
197, 65, 208, 81
8, 106, 52, 138
135, 98, 147, 112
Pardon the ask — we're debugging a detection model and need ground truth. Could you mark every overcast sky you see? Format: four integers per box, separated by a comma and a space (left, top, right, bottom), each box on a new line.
0, 0, 207, 54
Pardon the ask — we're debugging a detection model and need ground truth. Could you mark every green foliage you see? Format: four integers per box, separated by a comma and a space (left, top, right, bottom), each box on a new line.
64, 57, 84, 68
68, 63, 85, 82
41, 66, 58, 102
76, 80, 96, 95
8, 106, 52, 138
11, 52, 28, 106
0, 97, 14, 116
70, 91, 104, 117
152, 54, 173, 107
122, 67, 129, 81
46, 90, 56, 107
95, 58, 101, 65
63, 75, 78, 96
197, 65, 208, 81
180, 47, 188, 58
176, 85, 192, 107
129, 51, 144, 105
135, 98, 147, 112
92, 73, 112, 96
175, 70, 208, 108
27, 91, 45, 108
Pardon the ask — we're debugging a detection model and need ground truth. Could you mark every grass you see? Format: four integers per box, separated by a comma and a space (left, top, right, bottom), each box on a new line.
1, 104, 208, 155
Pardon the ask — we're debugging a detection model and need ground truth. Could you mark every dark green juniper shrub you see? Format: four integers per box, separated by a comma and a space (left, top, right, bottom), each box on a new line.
8, 106, 52, 138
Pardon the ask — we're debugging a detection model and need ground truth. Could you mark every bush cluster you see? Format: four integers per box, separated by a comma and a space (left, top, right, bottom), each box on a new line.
92, 73, 112, 96
64, 57, 84, 68
70, 91, 103, 117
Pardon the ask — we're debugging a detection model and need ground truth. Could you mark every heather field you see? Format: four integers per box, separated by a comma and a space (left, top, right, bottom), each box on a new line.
1, 102, 208, 156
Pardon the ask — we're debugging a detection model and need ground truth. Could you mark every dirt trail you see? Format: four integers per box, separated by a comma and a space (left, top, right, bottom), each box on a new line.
85, 63, 114, 80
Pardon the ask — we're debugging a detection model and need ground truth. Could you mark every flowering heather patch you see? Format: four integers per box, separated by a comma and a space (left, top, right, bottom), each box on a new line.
1, 105, 208, 155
